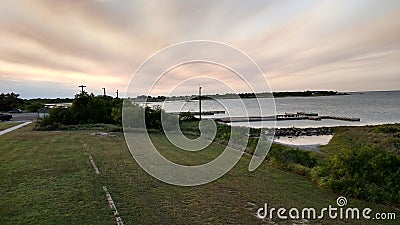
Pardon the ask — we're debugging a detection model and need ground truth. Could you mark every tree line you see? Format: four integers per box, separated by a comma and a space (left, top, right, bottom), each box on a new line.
0, 92, 74, 113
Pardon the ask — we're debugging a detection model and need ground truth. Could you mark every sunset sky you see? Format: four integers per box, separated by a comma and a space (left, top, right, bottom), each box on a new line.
1, 0, 400, 98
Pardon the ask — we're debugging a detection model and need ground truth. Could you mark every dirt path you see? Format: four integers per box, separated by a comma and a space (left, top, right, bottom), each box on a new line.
0, 121, 32, 136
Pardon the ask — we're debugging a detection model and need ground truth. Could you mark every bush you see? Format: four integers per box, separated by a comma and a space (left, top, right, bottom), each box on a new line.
391, 138, 400, 149
376, 124, 400, 134
312, 146, 400, 204
122, 104, 178, 132
268, 144, 317, 168
258, 144, 318, 177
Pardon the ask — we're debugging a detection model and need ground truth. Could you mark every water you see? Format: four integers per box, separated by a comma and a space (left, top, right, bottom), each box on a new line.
146, 90, 400, 128
274, 135, 333, 149
141, 91, 400, 146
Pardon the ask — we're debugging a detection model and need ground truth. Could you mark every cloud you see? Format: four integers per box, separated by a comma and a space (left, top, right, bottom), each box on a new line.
0, 0, 399, 97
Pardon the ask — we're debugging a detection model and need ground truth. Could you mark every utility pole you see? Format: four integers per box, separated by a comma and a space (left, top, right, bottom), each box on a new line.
79, 85, 86, 93
102, 88, 106, 97
199, 86, 202, 120
116, 89, 119, 98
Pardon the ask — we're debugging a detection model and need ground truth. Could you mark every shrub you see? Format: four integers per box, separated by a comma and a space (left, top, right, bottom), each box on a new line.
268, 144, 317, 168
312, 146, 400, 204
376, 124, 400, 134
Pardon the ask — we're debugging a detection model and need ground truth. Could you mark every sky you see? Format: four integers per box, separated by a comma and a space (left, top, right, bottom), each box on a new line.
1, 0, 400, 98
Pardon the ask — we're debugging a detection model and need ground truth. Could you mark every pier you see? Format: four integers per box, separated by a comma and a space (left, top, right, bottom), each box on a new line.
171, 110, 226, 115
192, 110, 225, 115
214, 112, 360, 123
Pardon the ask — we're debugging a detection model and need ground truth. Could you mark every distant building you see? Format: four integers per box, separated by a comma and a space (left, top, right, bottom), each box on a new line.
44, 103, 72, 108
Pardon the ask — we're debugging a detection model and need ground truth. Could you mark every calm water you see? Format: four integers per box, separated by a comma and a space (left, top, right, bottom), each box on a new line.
147, 90, 400, 129
274, 135, 333, 148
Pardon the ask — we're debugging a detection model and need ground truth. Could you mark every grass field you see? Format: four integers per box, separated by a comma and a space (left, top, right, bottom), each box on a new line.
0, 124, 398, 224
322, 124, 400, 155
0, 122, 23, 131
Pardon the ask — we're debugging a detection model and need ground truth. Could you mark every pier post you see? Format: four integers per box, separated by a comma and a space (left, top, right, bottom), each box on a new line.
199, 86, 202, 120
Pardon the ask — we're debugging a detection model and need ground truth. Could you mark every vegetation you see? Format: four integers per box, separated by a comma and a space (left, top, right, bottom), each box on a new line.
273, 90, 347, 98
0, 125, 110, 224
0, 92, 72, 113
23, 98, 72, 112
33, 123, 122, 132
312, 146, 400, 204
313, 124, 400, 205
37, 92, 122, 127
0, 122, 23, 131
1, 124, 397, 224
133, 90, 346, 102
135, 95, 167, 102
3, 89, 400, 217
268, 144, 317, 176
181, 121, 400, 205
37, 94, 179, 132
324, 124, 400, 155
179, 120, 318, 176
36, 93, 400, 206
0, 92, 24, 111
189, 95, 213, 100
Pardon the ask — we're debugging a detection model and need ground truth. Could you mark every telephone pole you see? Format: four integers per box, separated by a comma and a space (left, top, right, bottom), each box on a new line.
79, 85, 86, 93
116, 89, 119, 98
199, 86, 202, 120
102, 88, 106, 97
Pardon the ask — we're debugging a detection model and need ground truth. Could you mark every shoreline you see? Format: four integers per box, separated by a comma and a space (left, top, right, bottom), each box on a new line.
273, 141, 323, 152
274, 127, 333, 137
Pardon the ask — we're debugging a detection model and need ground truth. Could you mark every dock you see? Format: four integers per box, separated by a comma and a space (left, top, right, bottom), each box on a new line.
214, 112, 360, 123
319, 116, 360, 121
192, 110, 225, 115
171, 110, 226, 115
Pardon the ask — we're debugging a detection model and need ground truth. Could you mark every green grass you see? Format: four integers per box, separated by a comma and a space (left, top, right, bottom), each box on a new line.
0, 125, 110, 224
0, 124, 398, 224
322, 124, 400, 156
0, 122, 23, 131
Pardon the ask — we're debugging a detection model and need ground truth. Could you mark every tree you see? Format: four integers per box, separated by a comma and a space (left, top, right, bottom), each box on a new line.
25, 102, 44, 112
39, 92, 125, 126
0, 92, 23, 111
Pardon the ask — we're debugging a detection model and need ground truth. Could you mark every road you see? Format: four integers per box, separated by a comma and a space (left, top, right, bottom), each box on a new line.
8, 112, 39, 121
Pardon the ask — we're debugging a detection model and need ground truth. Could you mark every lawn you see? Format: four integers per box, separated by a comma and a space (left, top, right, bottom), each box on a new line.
0, 122, 23, 131
322, 124, 400, 155
0, 124, 398, 224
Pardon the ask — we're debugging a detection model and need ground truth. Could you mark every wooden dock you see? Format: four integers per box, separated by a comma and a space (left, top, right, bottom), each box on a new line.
192, 110, 225, 115
319, 116, 360, 121
171, 110, 226, 115
214, 112, 360, 123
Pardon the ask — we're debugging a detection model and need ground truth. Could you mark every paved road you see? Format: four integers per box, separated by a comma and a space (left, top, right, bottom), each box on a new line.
8, 113, 38, 121
0, 121, 32, 136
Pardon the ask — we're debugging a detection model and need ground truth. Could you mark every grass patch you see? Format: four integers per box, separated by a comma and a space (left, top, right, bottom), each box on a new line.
0, 125, 398, 224
322, 124, 400, 155
33, 123, 122, 132
0, 122, 23, 131
0, 125, 111, 224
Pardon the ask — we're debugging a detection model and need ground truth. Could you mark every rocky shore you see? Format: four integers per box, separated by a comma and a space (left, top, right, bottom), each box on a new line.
274, 127, 333, 137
